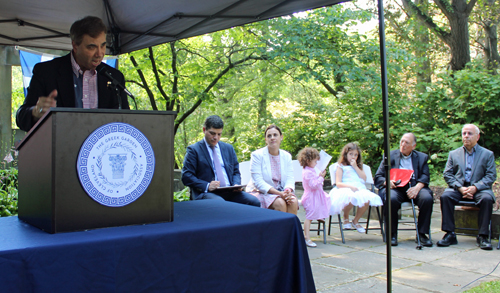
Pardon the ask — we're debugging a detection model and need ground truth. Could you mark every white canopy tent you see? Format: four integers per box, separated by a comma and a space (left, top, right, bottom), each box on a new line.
0, 0, 395, 291
1, 0, 347, 54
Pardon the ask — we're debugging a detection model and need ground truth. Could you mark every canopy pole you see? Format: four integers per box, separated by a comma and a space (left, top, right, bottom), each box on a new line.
376, 1, 392, 292
103, 0, 121, 55
0, 46, 13, 162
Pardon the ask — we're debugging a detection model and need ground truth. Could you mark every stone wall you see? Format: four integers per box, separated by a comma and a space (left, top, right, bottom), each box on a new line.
173, 169, 184, 192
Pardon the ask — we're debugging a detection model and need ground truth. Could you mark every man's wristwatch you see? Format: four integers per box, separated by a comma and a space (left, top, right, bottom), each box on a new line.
38, 106, 43, 113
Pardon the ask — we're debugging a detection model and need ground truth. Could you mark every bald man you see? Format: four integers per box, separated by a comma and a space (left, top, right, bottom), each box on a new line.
374, 133, 434, 247
438, 124, 497, 250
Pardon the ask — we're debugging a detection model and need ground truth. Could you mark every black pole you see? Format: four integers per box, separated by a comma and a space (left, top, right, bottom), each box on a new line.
377, 0, 392, 292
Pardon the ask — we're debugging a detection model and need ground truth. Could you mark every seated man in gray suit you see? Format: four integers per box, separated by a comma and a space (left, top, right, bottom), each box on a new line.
181, 115, 260, 206
438, 124, 497, 250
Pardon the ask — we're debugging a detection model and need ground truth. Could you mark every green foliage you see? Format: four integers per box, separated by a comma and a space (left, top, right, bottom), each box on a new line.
0, 168, 19, 217
447, 63, 500, 154
114, 1, 500, 186
464, 280, 500, 293
120, 28, 269, 167
11, 67, 25, 129
173, 187, 190, 202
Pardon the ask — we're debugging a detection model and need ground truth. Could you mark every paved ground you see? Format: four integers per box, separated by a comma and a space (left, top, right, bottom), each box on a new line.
295, 189, 500, 293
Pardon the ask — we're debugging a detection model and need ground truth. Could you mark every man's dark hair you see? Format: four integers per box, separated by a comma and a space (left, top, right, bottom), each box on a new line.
204, 115, 224, 130
70, 16, 107, 45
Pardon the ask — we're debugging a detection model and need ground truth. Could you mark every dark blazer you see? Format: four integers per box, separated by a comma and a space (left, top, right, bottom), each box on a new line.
181, 140, 242, 200
16, 53, 129, 132
374, 149, 430, 190
443, 144, 497, 200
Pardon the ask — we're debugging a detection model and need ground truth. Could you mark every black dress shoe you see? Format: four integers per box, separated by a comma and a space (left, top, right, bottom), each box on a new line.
416, 233, 433, 247
437, 232, 458, 247
391, 234, 398, 246
477, 235, 492, 250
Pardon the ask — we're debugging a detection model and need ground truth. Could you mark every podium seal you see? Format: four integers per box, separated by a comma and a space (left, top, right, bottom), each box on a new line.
77, 122, 155, 207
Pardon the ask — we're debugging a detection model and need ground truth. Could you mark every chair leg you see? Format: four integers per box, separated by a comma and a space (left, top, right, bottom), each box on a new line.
322, 220, 326, 244
338, 214, 345, 244
376, 207, 385, 242
328, 215, 332, 235
317, 221, 321, 236
488, 220, 492, 243
365, 206, 371, 234
411, 199, 422, 248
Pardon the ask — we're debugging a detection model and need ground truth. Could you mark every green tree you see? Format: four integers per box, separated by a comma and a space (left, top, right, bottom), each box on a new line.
402, 0, 478, 71
121, 30, 268, 135
472, 0, 500, 70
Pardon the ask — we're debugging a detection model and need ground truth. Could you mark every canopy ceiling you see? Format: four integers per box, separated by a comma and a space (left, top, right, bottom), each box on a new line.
0, 0, 348, 55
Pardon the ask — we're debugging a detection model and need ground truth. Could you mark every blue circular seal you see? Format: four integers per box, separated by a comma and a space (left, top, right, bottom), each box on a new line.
77, 122, 155, 207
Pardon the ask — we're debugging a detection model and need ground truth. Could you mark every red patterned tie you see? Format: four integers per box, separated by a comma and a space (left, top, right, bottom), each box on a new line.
210, 145, 227, 187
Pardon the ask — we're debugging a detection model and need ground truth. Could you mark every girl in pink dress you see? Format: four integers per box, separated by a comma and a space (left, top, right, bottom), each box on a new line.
298, 147, 331, 247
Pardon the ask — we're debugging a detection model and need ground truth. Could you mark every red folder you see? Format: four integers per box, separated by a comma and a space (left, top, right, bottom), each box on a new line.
390, 168, 414, 187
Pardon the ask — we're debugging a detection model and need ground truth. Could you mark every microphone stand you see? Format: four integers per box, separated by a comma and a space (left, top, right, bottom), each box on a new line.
106, 80, 122, 109
106, 78, 138, 109
99, 65, 138, 109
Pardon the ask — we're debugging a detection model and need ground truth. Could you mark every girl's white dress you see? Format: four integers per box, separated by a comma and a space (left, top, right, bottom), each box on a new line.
329, 164, 383, 215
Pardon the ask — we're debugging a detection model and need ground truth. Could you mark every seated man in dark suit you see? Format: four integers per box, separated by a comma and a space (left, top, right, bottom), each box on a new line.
437, 124, 497, 250
374, 133, 434, 247
16, 16, 129, 132
181, 115, 260, 206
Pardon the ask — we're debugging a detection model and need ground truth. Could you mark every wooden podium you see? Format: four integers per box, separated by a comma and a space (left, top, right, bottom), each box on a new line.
16, 108, 176, 233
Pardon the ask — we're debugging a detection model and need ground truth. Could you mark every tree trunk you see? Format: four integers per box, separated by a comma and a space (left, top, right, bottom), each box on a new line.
484, 23, 500, 71
257, 94, 268, 129
415, 0, 432, 89
257, 67, 269, 129
448, 10, 471, 70
481, 0, 500, 71
402, 0, 477, 71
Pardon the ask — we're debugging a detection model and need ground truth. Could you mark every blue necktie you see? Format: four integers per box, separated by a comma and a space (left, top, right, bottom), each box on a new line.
210, 145, 227, 187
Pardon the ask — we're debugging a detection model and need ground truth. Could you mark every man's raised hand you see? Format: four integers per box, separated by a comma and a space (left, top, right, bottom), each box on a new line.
33, 90, 57, 119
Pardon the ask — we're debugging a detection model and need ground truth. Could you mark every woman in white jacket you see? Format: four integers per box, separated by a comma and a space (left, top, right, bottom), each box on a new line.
246, 125, 298, 214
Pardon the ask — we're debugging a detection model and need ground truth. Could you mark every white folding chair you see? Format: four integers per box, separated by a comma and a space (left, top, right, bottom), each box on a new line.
291, 160, 303, 183
238, 161, 251, 185
327, 163, 384, 243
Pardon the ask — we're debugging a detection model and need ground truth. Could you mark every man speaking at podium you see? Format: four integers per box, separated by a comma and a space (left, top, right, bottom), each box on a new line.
16, 16, 129, 132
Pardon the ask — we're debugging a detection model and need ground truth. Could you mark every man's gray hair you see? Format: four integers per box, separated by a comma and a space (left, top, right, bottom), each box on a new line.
402, 132, 417, 145
463, 124, 480, 135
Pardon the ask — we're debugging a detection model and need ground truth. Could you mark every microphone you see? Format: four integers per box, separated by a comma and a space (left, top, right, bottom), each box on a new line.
96, 63, 137, 109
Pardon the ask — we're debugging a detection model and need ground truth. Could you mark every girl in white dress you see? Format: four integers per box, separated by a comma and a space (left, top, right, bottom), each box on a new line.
329, 143, 383, 233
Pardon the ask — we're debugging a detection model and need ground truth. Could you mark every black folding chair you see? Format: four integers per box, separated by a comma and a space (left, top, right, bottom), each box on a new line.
309, 219, 327, 244
375, 182, 430, 249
